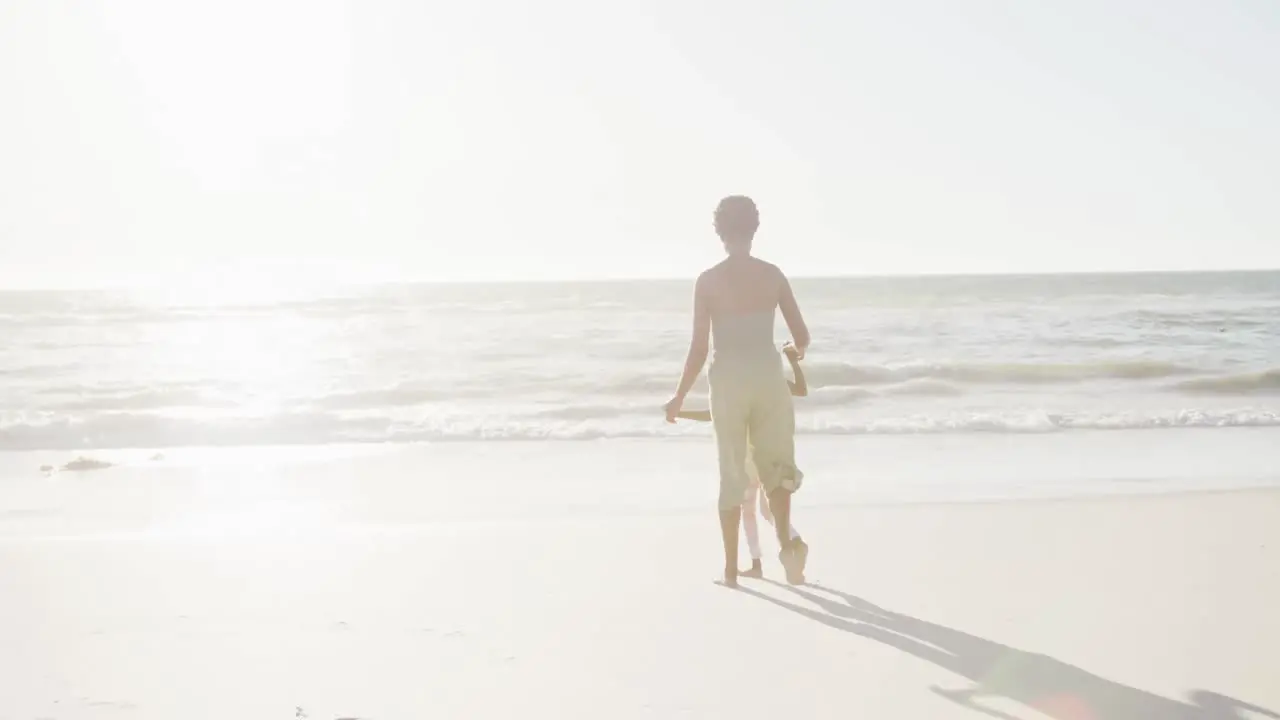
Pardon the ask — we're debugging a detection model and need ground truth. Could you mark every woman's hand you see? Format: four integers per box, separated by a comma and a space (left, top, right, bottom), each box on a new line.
783, 341, 804, 362
664, 395, 685, 424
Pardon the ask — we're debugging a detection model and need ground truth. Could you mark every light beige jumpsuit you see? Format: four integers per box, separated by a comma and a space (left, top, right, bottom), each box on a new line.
708, 311, 804, 511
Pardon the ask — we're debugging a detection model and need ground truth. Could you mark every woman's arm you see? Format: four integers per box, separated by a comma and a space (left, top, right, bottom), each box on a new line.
664, 275, 712, 423
777, 270, 810, 358
784, 345, 808, 397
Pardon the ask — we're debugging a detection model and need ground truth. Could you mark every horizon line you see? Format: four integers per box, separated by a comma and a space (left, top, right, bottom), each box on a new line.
0, 266, 1276, 293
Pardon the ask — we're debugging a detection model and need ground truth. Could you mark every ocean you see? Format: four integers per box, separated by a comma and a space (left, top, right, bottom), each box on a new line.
1, 271, 1277, 452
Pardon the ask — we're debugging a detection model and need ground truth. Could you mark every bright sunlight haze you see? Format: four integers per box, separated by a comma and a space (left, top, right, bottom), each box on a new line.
2, 0, 1278, 289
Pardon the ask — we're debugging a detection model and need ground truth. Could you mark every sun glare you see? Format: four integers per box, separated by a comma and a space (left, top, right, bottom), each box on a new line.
123, 262, 352, 309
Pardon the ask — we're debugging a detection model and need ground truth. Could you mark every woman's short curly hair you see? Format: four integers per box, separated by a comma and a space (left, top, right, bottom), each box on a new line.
714, 195, 759, 240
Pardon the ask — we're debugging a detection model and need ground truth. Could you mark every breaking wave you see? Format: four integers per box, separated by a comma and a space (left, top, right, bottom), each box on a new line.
2, 407, 1277, 450
1171, 369, 1280, 396
804, 360, 1194, 387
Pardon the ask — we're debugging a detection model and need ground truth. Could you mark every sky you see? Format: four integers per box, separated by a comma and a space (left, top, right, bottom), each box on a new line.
1, 0, 1278, 289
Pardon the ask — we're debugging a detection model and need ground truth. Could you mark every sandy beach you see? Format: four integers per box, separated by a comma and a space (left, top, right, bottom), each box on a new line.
2, 431, 1278, 719
6, 0, 1280, 712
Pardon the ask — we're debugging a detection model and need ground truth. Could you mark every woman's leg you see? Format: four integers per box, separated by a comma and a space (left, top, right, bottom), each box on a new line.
749, 382, 806, 584
758, 491, 801, 541
718, 505, 741, 585
767, 489, 793, 553
741, 479, 763, 563
710, 382, 751, 587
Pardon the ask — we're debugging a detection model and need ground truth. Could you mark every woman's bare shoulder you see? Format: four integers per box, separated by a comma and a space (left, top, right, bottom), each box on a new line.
749, 257, 790, 286
698, 258, 785, 304
762, 256, 790, 272
696, 259, 735, 286
694, 265, 720, 290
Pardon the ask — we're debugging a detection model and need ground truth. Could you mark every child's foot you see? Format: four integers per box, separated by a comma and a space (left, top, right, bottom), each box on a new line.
739, 559, 763, 579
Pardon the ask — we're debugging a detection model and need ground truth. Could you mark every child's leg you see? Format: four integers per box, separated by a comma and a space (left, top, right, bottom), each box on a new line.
758, 480, 775, 526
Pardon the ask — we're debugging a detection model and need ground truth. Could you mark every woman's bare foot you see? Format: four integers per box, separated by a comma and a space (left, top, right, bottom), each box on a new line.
723, 566, 739, 588
780, 538, 808, 585
739, 559, 763, 579
793, 536, 809, 577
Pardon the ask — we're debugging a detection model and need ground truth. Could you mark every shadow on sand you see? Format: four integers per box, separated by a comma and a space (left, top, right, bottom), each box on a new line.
737, 580, 1276, 720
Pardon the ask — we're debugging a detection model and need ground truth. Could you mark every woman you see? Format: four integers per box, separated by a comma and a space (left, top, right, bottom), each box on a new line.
664, 196, 811, 587
674, 341, 808, 579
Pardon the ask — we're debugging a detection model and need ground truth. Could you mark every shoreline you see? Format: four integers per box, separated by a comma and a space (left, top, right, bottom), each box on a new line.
2, 428, 1278, 547
3, 420, 1278, 448
5, 425, 1279, 493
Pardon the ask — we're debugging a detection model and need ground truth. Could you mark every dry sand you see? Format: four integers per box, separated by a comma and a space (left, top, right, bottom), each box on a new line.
1, 434, 1278, 719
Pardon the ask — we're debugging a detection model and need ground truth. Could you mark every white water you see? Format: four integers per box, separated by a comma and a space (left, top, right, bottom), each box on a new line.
2, 271, 1278, 450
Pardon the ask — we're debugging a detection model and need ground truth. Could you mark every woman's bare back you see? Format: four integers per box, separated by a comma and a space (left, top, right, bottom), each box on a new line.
698, 256, 810, 356
700, 256, 785, 316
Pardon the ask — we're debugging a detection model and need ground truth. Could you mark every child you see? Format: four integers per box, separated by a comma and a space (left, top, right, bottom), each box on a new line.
676, 342, 808, 579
